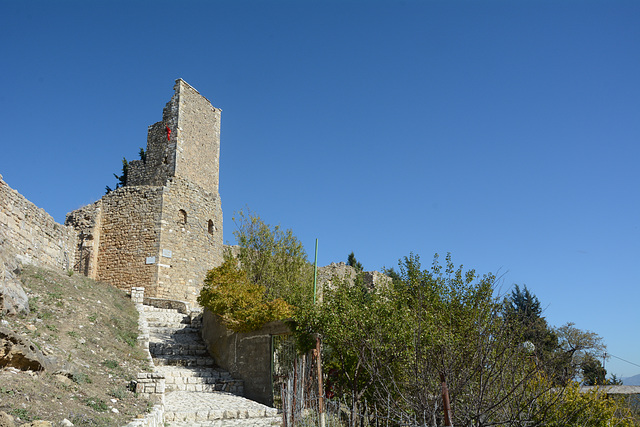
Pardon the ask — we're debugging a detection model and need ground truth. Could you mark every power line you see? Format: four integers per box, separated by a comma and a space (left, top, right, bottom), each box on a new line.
609, 354, 640, 370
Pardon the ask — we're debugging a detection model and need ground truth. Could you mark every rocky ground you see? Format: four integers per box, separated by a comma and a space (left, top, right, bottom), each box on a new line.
0, 265, 153, 426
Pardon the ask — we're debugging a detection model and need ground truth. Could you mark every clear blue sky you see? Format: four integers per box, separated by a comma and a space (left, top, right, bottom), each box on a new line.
2, 0, 639, 378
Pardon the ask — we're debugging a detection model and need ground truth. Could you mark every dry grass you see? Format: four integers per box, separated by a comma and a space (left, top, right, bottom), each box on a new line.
0, 265, 152, 426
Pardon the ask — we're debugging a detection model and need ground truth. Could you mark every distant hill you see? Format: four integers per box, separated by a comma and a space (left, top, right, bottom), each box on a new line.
622, 374, 640, 385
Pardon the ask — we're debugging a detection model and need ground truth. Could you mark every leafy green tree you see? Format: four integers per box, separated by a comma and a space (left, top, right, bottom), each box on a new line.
346, 252, 363, 272
501, 284, 572, 384
301, 253, 556, 426
294, 272, 411, 427
555, 322, 606, 359
555, 322, 607, 384
385, 253, 545, 426
293, 252, 635, 426
232, 209, 313, 308
197, 257, 293, 332
503, 284, 559, 354
199, 209, 313, 333
581, 353, 607, 386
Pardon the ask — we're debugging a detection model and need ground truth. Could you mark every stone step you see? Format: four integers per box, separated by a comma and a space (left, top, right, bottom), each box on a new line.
149, 334, 204, 346
147, 322, 191, 330
145, 310, 189, 318
151, 348, 209, 357
150, 343, 208, 357
142, 306, 183, 313
139, 304, 263, 421
160, 367, 233, 380
148, 326, 201, 334
153, 355, 216, 367
146, 320, 192, 329
165, 375, 221, 385
144, 314, 188, 323
165, 382, 243, 393
159, 366, 244, 395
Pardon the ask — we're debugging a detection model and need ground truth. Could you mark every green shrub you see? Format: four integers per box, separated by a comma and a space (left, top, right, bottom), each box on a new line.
198, 258, 293, 332
72, 372, 92, 384
108, 386, 127, 399
84, 397, 108, 412
534, 381, 635, 426
102, 360, 119, 369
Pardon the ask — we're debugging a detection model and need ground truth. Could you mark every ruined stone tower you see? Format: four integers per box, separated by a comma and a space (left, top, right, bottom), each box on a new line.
66, 79, 223, 304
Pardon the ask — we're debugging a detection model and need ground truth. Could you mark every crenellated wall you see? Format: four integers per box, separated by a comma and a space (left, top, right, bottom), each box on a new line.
0, 174, 76, 273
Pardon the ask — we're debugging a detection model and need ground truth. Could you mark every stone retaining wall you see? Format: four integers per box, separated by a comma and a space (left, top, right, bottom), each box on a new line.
122, 404, 164, 427
0, 174, 76, 273
201, 309, 290, 406
125, 287, 166, 427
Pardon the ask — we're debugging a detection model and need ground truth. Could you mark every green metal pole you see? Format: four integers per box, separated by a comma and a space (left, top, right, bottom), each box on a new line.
313, 238, 318, 304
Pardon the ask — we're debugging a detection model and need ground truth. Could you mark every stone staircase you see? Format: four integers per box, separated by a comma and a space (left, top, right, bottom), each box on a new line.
144, 305, 281, 426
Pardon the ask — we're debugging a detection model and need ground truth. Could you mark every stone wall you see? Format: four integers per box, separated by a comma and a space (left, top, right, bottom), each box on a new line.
315, 262, 392, 300
173, 80, 221, 195
65, 79, 224, 305
0, 174, 76, 273
126, 159, 146, 187
66, 178, 223, 302
201, 309, 290, 406
135, 121, 176, 188
156, 177, 223, 302
3, 80, 224, 308
127, 79, 220, 195
97, 186, 164, 293
65, 200, 102, 278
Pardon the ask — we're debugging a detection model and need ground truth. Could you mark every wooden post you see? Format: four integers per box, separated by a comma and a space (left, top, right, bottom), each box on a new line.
440, 373, 453, 426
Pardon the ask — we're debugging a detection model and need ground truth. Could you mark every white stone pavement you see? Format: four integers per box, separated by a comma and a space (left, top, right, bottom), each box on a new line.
163, 391, 280, 425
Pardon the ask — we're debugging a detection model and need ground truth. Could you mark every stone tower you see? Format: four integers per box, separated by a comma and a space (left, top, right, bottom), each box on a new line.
66, 79, 223, 304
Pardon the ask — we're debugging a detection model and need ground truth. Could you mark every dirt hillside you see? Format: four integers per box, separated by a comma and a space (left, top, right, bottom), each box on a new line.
0, 265, 152, 426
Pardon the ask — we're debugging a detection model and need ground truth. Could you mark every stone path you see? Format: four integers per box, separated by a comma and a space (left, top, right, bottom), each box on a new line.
144, 305, 281, 426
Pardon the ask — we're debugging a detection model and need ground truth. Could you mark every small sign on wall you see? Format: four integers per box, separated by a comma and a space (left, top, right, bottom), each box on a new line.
146, 256, 156, 265
162, 249, 172, 258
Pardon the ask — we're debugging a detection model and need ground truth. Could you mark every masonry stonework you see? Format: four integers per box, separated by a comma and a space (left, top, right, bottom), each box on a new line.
66, 79, 223, 304
0, 174, 76, 274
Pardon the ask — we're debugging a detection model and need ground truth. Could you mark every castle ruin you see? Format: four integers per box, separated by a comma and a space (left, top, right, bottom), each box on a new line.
65, 79, 223, 303
1, 79, 388, 311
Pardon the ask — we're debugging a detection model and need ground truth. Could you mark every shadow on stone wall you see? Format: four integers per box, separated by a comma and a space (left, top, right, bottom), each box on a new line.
200, 309, 290, 406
